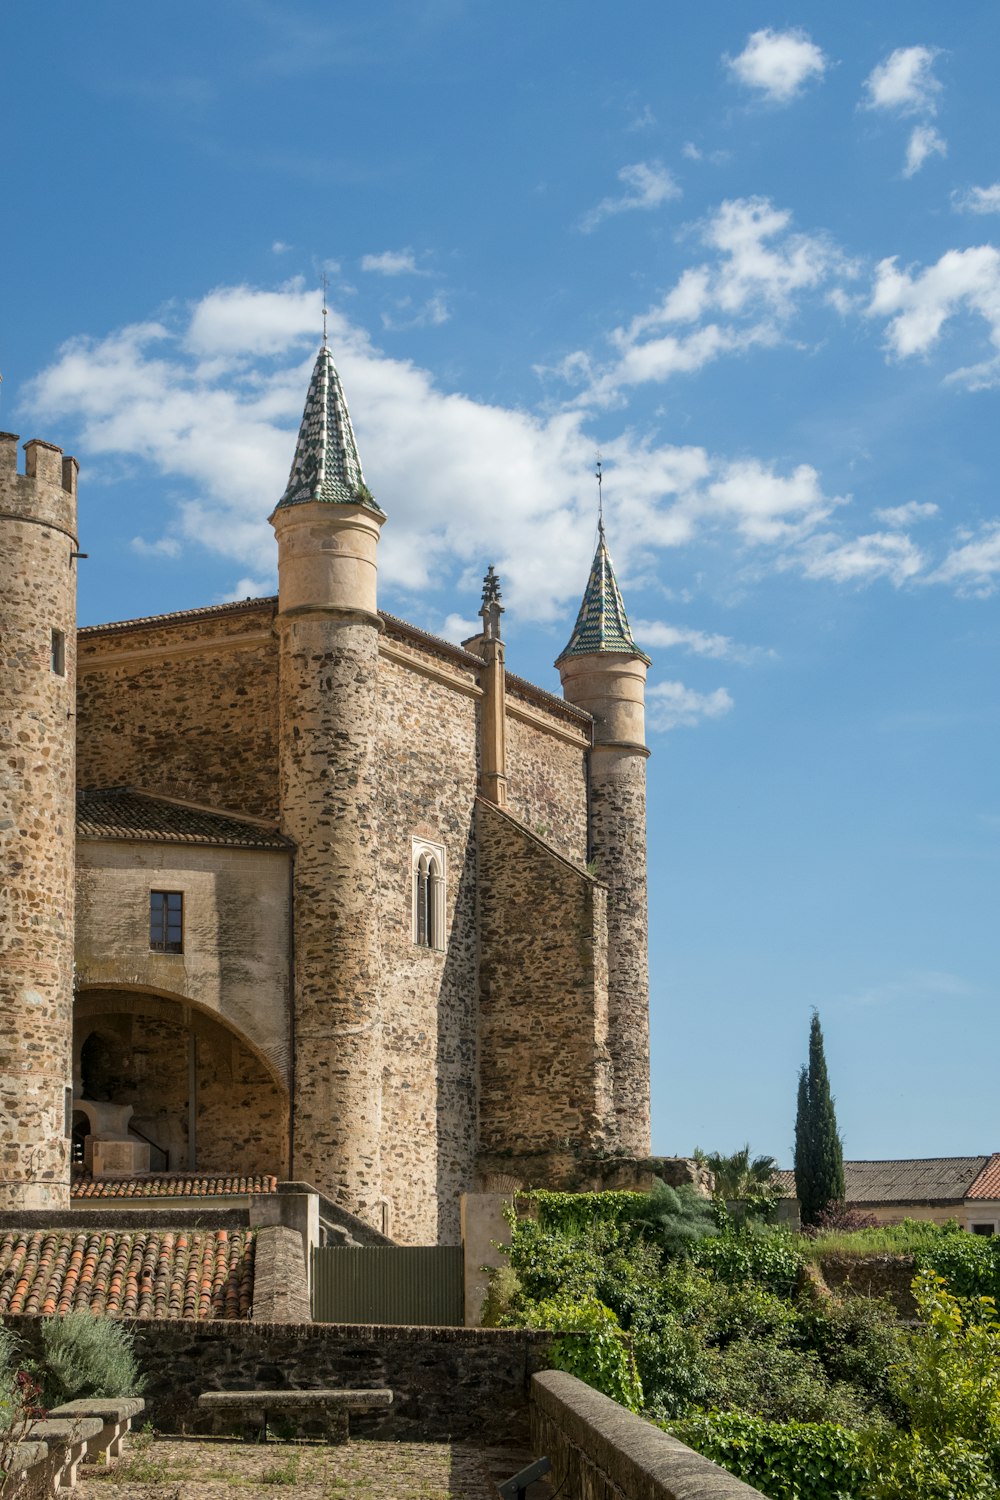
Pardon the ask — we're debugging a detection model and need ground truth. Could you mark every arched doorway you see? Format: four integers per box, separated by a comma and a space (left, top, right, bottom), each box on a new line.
73, 988, 289, 1178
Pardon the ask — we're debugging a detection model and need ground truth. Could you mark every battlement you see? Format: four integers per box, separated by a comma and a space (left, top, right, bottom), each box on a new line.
0, 432, 78, 496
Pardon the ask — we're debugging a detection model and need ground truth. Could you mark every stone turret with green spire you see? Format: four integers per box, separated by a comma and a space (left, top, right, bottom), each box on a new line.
556, 522, 650, 666
557, 518, 651, 1161
273, 344, 384, 516
270, 339, 386, 1226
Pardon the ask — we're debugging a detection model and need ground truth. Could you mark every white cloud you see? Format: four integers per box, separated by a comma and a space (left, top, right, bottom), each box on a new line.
567, 197, 853, 405
361, 249, 422, 276
796, 530, 926, 585
647, 680, 734, 731
633, 619, 771, 664
682, 142, 702, 161
903, 123, 946, 178
221, 575, 275, 603
381, 293, 449, 331
874, 501, 939, 527
952, 184, 1000, 216
704, 459, 842, 544
131, 535, 182, 558
26, 278, 989, 636
726, 28, 827, 103
868, 246, 1000, 369
863, 45, 942, 116
933, 522, 1000, 595
271, 240, 293, 255
441, 613, 480, 644
633, 620, 736, 659
580, 161, 680, 233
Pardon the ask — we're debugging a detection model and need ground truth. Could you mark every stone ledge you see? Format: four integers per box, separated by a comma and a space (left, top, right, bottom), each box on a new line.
531, 1369, 767, 1500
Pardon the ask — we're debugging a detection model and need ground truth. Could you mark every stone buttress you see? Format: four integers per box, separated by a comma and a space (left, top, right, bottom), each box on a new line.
270, 347, 387, 1228
0, 432, 79, 1208
557, 525, 652, 1157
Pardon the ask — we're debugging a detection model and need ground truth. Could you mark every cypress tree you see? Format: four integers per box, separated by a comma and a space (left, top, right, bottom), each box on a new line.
794, 1011, 845, 1226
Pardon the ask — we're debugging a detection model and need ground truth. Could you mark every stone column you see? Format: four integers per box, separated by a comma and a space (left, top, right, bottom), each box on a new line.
0, 434, 79, 1208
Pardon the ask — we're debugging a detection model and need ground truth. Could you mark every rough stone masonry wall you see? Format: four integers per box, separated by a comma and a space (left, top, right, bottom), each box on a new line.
477, 799, 614, 1184
74, 993, 288, 1177
0, 436, 77, 1209
77, 603, 280, 819
279, 615, 383, 1226
3, 1317, 554, 1445
376, 651, 480, 1247
503, 701, 589, 867
591, 749, 651, 1158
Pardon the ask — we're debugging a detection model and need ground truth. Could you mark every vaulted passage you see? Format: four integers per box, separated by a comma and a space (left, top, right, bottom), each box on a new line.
73, 989, 289, 1179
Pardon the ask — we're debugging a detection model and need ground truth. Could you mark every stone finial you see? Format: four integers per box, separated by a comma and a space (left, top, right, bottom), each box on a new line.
480, 565, 504, 641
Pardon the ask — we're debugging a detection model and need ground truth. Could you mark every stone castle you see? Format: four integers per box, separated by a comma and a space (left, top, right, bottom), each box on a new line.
0, 343, 653, 1244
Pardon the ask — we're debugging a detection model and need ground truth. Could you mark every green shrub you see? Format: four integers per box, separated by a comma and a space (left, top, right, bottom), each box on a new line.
623, 1181, 719, 1254
518, 1292, 643, 1412
863, 1433, 997, 1500
801, 1293, 908, 1425
695, 1224, 803, 1297
0, 1329, 20, 1435
480, 1265, 521, 1328
40, 1312, 144, 1405
670, 1410, 867, 1500
707, 1339, 880, 1429
916, 1232, 1000, 1303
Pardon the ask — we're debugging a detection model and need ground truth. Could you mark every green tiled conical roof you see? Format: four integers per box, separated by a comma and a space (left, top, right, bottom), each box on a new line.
556, 523, 650, 666
274, 345, 384, 515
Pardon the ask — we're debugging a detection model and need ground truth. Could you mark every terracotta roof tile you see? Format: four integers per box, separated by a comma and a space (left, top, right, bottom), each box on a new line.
776, 1157, 991, 1205
76, 792, 291, 851
966, 1154, 1000, 1200
71, 1174, 278, 1200
0, 1229, 255, 1319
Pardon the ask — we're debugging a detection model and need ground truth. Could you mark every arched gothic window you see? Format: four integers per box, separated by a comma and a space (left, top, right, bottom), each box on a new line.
412, 838, 446, 950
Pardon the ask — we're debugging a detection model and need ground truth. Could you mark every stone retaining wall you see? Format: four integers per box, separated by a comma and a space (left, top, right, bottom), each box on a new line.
531, 1369, 766, 1500
3, 1317, 552, 1444
817, 1253, 917, 1316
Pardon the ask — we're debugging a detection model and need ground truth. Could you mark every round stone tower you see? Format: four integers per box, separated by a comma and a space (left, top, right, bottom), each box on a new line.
270, 345, 387, 1227
557, 523, 652, 1157
0, 432, 80, 1209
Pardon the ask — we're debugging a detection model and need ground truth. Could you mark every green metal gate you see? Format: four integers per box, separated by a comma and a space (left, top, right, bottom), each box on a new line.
311, 1246, 464, 1326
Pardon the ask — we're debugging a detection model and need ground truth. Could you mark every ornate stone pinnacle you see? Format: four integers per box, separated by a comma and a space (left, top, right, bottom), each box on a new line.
481, 566, 502, 606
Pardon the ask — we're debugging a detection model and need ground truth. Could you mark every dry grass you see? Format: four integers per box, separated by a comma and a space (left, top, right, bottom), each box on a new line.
77, 1434, 534, 1499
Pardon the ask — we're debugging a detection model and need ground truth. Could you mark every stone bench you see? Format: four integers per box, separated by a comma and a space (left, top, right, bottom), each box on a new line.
197, 1387, 393, 1444
28, 1416, 104, 1490
48, 1396, 146, 1464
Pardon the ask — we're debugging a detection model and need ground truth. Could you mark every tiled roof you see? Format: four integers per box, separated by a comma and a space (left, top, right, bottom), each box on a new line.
556, 523, 650, 667
776, 1157, 991, 1204
71, 1174, 278, 1200
0, 1229, 255, 1319
273, 345, 383, 515
79, 595, 277, 638
967, 1154, 1000, 1200
76, 791, 292, 851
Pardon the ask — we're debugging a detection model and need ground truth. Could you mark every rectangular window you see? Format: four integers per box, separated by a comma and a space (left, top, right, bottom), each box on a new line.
51, 628, 66, 676
971, 1223, 996, 1236
150, 890, 183, 953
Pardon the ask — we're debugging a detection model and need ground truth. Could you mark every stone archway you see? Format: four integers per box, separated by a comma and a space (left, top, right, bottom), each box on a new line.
74, 988, 290, 1179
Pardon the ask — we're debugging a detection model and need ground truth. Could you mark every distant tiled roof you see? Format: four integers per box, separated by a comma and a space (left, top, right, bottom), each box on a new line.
77, 791, 292, 851
776, 1157, 991, 1205
274, 345, 383, 515
71, 1174, 278, 1200
556, 523, 650, 667
967, 1154, 1000, 1200
0, 1229, 255, 1319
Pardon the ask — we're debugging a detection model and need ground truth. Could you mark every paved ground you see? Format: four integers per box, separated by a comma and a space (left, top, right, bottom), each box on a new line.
77, 1435, 555, 1499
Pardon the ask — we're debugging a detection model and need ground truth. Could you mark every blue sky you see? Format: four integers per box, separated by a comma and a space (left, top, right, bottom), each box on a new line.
6, 2, 999, 1166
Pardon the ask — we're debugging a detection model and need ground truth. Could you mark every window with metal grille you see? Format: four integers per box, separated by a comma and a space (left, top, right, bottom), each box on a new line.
150, 890, 183, 953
